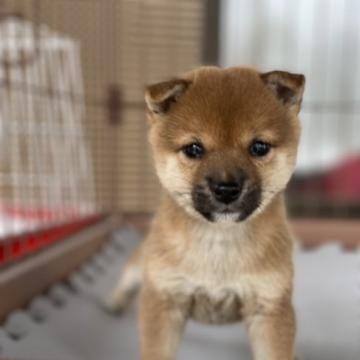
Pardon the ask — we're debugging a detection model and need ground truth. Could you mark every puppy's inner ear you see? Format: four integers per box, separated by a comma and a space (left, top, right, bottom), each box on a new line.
145, 78, 191, 115
260, 71, 305, 112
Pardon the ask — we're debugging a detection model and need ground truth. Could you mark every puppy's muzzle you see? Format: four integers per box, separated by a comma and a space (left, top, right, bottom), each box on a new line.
192, 169, 261, 222
208, 180, 242, 204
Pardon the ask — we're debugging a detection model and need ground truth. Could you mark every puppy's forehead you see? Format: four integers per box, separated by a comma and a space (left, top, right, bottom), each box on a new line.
188, 67, 264, 97
171, 67, 290, 145
187, 67, 273, 109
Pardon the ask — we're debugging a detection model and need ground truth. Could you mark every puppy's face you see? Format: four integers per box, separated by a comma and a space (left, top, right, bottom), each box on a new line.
146, 67, 305, 223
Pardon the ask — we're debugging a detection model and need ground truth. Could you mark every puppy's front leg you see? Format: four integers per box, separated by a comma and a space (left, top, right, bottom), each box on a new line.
140, 284, 186, 360
246, 300, 295, 360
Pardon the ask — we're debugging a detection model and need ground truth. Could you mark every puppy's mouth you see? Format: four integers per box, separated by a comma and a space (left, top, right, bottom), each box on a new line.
191, 186, 261, 223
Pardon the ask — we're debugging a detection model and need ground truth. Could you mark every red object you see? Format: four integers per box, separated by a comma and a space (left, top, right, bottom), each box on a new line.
26, 235, 40, 252
323, 155, 360, 201
0, 243, 6, 264
0, 214, 103, 267
11, 239, 23, 258
291, 155, 360, 202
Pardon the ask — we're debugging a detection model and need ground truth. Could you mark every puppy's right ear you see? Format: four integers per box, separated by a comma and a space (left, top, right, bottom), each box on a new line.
145, 78, 191, 115
260, 71, 305, 114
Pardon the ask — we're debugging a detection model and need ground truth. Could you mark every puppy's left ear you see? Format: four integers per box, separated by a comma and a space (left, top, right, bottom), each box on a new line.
260, 71, 305, 114
145, 78, 191, 115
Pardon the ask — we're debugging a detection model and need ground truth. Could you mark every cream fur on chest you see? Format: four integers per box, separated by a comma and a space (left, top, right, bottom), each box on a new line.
150, 223, 285, 323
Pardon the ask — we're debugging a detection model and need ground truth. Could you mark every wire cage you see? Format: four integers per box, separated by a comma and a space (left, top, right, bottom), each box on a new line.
0, 14, 103, 266
0, 15, 96, 233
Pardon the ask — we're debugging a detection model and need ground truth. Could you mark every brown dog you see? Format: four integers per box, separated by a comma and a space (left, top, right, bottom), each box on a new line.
107, 66, 305, 360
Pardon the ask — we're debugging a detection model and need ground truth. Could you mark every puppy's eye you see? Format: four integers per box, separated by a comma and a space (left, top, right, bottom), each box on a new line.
182, 143, 204, 159
249, 140, 271, 157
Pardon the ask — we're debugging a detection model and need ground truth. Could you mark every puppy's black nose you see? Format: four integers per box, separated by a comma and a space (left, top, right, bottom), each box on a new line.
210, 181, 242, 204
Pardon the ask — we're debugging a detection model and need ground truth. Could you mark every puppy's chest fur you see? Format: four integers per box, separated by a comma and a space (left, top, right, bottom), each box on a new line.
152, 225, 274, 324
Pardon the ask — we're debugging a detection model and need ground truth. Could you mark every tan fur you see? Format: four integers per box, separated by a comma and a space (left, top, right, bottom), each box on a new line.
108, 66, 305, 360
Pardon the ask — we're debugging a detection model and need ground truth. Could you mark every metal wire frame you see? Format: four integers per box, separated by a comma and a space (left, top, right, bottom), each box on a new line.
0, 18, 95, 211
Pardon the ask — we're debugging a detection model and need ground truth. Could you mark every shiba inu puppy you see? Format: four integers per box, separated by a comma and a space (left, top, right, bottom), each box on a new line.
107, 66, 305, 360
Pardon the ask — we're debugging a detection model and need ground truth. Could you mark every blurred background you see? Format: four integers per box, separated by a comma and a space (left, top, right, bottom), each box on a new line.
0, 1, 359, 359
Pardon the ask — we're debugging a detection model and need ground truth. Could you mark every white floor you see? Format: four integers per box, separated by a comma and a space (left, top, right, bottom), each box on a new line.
1, 227, 359, 360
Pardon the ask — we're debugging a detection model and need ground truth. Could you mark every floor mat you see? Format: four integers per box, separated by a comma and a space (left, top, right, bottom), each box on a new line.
0, 226, 359, 360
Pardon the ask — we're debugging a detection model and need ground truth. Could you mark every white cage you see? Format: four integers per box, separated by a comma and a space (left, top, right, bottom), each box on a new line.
0, 16, 95, 237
